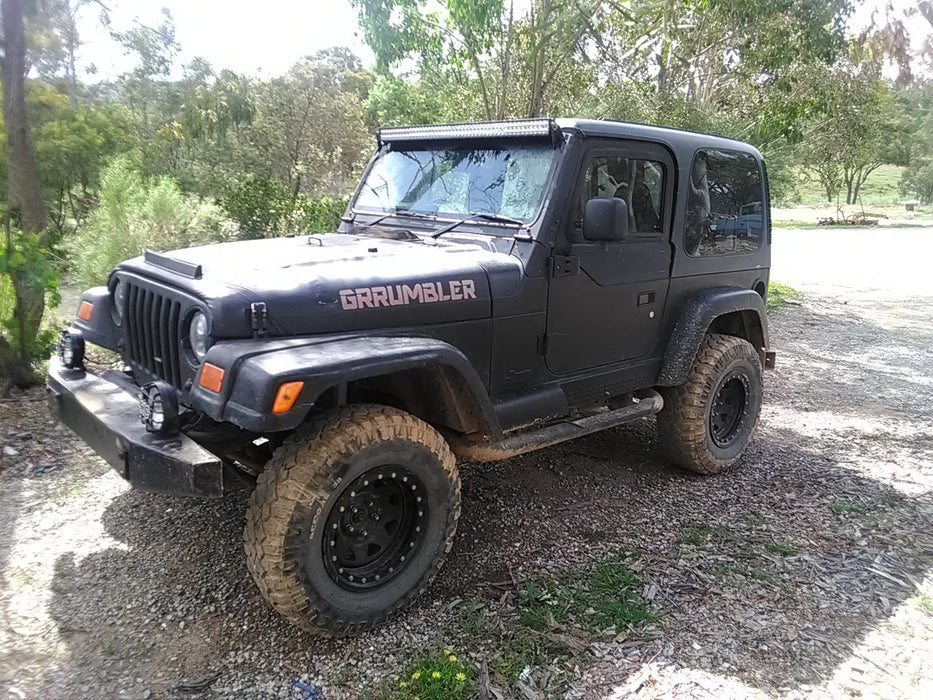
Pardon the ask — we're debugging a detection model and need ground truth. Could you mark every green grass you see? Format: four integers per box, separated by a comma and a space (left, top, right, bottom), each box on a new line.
376, 648, 473, 700
766, 541, 799, 557
830, 498, 869, 515
912, 595, 933, 615
518, 555, 656, 633
767, 281, 800, 312
410, 552, 659, 691
677, 524, 727, 546
792, 164, 906, 207
772, 219, 823, 229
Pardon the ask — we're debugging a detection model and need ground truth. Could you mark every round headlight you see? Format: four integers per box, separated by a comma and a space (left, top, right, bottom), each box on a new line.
111, 279, 126, 325
189, 311, 209, 362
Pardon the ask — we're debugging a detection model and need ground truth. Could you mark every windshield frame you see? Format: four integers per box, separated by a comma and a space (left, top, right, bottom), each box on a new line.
350, 138, 560, 235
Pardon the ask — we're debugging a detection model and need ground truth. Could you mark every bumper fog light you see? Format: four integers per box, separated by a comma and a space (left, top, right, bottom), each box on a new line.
58, 329, 85, 370
139, 381, 180, 434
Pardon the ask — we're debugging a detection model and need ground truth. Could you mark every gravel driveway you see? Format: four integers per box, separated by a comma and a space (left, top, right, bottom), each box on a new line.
1, 227, 931, 699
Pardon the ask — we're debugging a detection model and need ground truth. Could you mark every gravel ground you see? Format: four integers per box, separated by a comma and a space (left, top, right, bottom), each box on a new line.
1, 227, 931, 699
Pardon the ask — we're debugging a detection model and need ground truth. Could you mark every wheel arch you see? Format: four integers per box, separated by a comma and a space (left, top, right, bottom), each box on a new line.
325, 363, 495, 437
217, 336, 500, 436
658, 286, 769, 387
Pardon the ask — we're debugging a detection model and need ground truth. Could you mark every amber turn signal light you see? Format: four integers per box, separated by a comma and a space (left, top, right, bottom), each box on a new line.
272, 381, 304, 414
198, 363, 225, 393
77, 301, 93, 321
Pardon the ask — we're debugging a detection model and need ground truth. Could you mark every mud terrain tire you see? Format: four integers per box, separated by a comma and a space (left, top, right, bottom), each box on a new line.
658, 333, 762, 475
244, 404, 460, 636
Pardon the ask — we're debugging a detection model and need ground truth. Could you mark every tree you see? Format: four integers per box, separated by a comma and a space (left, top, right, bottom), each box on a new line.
1, 0, 53, 386
353, 0, 602, 119
899, 80, 933, 203
26, 0, 109, 109
799, 61, 910, 204
243, 51, 372, 197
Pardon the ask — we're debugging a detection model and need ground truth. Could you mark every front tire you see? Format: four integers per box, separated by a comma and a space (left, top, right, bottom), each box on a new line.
244, 405, 460, 636
657, 334, 763, 474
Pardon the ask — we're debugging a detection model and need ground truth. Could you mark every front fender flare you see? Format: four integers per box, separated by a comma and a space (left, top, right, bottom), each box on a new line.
190, 336, 497, 434
658, 287, 769, 387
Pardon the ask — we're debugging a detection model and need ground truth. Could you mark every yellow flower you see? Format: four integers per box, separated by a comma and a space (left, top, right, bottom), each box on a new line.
443, 648, 452, 656
399, 680, 408, 688
448, 654, 457, 662
432, 670, 441, 679
412, 671, 421, 680
456, 672, 467, 681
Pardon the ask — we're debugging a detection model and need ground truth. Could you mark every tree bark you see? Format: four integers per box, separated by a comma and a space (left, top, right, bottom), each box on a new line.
2, 0, 50, 383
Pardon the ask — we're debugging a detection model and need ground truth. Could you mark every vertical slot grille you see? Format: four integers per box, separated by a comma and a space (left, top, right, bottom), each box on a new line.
124, 283, 183, 388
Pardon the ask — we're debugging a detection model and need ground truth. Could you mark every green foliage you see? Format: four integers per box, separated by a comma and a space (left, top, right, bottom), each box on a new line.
219, 176, 294, 239
0, 227, 61, 363
898, 81, 933, 203
797, 59, 910, 204
220, 176, 348, 238
901, 159, 933, 204
396, 553, 659, 693
71, 156, 224, 285
518, 554, 655, 632
365, 75, 449, 127
379, 648, 472, 699
767, 281, 800, 312
299, 194, 350, 233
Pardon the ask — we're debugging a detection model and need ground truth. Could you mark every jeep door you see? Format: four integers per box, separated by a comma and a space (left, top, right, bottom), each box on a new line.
545, 140, 674, 374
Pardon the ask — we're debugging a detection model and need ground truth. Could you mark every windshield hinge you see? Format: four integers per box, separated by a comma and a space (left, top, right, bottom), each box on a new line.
250, 302, 269, 339
548, 255, 580, 278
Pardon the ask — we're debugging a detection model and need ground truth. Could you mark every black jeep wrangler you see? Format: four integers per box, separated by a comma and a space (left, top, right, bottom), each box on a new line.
49, 119, 775, 636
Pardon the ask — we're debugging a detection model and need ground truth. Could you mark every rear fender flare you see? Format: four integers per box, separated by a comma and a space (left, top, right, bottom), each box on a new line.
658, 287, 769, 387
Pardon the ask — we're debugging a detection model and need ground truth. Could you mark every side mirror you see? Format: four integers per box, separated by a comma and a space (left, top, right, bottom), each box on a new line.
583, 197, 629, 242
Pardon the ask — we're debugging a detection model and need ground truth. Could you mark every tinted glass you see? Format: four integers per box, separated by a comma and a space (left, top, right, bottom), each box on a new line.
355, 144, 556, 223
685, 149, 763, 256
574, 156, 665, 235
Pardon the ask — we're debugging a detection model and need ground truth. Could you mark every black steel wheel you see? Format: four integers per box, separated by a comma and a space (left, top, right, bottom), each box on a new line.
244, 405, 460, 636
322, 468, 428, 590
658, 334, 762, 474
709, 370, 750, 448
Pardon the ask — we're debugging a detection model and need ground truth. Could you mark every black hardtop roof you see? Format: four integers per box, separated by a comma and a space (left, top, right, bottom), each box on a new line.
554, 118, 761, 157
377, 118, 763, 163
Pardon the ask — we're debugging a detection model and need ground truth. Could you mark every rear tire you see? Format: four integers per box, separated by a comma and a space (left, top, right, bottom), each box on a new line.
244, 404, 460, 636
658, 333, 762, 474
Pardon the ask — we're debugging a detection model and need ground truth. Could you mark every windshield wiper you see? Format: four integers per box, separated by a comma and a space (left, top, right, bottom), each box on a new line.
357, 208, 437, 229
430, 216, 471, 239
431, 211, 525, 239
469, 211, 525, 226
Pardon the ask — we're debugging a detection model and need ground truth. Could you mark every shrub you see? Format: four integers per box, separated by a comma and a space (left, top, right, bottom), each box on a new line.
72, 156, 225, 286
220, 175, 349, 238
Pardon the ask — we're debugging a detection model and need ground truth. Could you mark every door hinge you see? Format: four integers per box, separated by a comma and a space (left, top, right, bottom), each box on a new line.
250, 301, 269, 339
548, 255, 580, 278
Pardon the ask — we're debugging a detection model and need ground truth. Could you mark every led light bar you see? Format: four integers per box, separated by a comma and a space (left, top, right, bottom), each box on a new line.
379, 119, 557, 145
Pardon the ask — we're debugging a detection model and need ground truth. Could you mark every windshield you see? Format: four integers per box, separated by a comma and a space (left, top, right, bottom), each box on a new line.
354, 143, 556, 224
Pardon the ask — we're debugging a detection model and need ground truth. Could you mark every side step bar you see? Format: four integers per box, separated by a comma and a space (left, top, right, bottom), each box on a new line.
449, 390, 663, 462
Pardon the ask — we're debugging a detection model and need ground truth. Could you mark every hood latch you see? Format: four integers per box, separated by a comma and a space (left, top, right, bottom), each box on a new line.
250, 302, 269, 339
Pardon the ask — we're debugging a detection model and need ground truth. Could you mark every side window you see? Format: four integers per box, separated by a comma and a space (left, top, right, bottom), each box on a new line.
572, 155, 665, 236
685, 149, 764, 256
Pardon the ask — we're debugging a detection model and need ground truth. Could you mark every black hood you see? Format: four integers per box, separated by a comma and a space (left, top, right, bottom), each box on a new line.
116, 233, 523, 338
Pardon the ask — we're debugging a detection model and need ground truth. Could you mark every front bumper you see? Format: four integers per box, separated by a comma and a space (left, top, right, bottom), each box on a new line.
47, 357, 224, 497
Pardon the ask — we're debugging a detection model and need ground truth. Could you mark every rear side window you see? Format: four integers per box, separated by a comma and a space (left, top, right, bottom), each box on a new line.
685, 149, 764, 256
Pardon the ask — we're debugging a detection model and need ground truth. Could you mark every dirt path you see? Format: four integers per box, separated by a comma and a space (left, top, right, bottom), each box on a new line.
1, 228, 931, 699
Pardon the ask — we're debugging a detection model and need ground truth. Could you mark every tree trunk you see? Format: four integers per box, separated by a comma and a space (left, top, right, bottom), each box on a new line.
497, 1, 515, 120
2, 0, 50, 383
